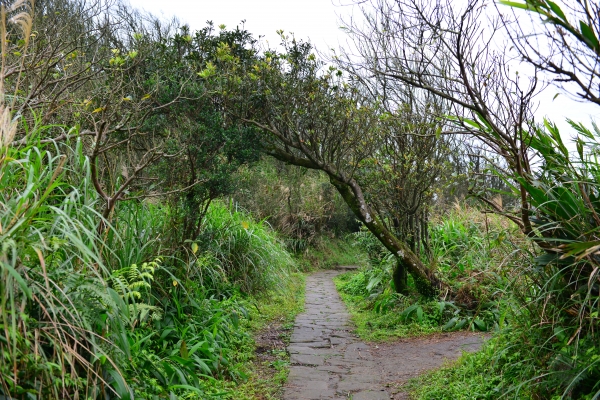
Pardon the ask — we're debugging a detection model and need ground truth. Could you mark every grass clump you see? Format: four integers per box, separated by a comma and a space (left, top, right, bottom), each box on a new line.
194, 201, 295, 294
407, 336, 508, 400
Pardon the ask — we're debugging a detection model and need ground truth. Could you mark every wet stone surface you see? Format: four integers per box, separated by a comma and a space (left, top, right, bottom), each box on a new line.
283, 269, 487, 400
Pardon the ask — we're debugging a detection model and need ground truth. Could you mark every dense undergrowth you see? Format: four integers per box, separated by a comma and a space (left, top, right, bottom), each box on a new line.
335, 205, 524, 341
0, 133, 305, 398
2, 0, 600, 398
336, 123, 600, 398
405, 122, 600, 399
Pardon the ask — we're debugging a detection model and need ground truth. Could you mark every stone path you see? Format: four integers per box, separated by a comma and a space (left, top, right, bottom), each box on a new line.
283, 269, 486, 400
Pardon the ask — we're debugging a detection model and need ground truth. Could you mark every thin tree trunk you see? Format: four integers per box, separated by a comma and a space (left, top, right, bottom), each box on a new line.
393, 258, 409, 295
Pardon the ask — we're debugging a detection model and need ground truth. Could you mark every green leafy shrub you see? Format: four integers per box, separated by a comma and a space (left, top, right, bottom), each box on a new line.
0, 128, 298, 399
411, 121, 600, 399
336, 207, 522, 341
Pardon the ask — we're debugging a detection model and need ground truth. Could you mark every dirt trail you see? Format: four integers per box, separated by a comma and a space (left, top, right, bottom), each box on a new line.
283, 269, 486, 400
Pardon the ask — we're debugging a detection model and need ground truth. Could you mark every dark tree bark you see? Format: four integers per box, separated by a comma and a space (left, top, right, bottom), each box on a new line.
265, 147, 442, 297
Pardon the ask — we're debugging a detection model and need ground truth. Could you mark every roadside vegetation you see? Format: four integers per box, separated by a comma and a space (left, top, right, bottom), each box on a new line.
1, 0, 599, 399
335, 205, 525, 341
0, 129, 301, 398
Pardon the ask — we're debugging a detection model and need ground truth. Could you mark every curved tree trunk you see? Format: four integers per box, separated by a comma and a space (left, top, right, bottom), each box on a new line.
328, 175, 442, 297
260, 146, 444, 297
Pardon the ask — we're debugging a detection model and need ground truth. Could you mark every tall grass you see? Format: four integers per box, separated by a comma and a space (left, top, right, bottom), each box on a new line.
196, 201, 295, 294
0, 132, 132, 398
0, 134, 299, 399
104, 201, 166, 272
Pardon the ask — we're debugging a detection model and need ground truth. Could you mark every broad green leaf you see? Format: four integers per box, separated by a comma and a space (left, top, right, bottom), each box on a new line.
170, 355, 194, 367
473, 319, 487, 331
443, 317, 459, 331
562, 240, 600, 260
460, 117, 482, 130
547, 1, 567, 22
192, 354, 212, 374
580, 21, 600, 51
188, 341, 208, 357
107, 369, 131, 400
455, 318, 468, 330
498, 0, 532, 10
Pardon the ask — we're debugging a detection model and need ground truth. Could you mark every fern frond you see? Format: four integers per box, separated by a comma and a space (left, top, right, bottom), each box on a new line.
129, 281, 150, 289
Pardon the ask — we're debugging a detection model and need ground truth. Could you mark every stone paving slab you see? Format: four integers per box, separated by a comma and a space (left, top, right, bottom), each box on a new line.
283, 268, 487, 400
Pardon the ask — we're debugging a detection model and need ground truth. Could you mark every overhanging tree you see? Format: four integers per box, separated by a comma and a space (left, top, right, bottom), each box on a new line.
220, 37, 449, 295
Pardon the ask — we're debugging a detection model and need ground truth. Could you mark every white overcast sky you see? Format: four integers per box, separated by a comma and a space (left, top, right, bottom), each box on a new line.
126, 0, 597, 142
127, 0, 349, 52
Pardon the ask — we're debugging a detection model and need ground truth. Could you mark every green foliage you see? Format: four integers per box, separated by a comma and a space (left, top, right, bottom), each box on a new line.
104, 199, 298, 398
194, 201, 295, 294
335, 270, 439, 340
352, 225, 389, 265
111, 258, 163, 324
489, 121, 600, 398
146, 24, 262, 244
336, 208, 522, 341
412, 121, 600, 398
221, 273, 305, 400
500, 0, 600, 54
104, 201, 167, 272
407, 336, 509, 400
0, 122, 299, 398
297, 235, 369, 271
232, 158, 360, 252
0, 9, 296, 397
0, 132, 130, 398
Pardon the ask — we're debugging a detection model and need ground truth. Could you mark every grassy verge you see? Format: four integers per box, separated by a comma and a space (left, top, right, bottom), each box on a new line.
334, 271, 440, 341
216, 272, 306, 399
405, 332, 539, 400
405, 340, 501, 400
332, 206, 525, 342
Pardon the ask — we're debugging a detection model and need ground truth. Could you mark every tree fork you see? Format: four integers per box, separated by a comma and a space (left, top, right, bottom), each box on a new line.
263, 147, 443, 297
